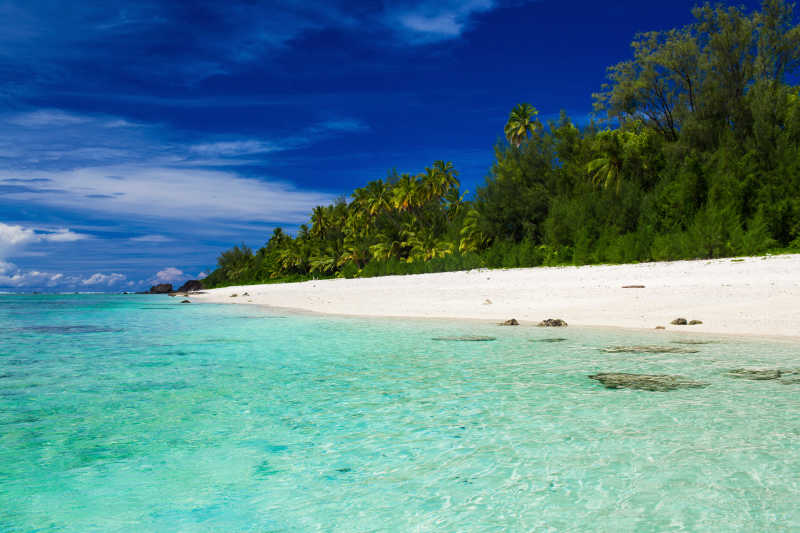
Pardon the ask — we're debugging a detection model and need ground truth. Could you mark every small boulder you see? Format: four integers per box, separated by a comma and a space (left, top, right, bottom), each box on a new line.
180, 300, 191, 304
671, 318, 688, 325
622, 285, 645, 288
589, 373, 709, 391
242, 292, 250, 297
499, 318, 519, 326
538, 318, 567, 327
483, 299, 492, 305
655, 326, 666, 330
230, 293, 238, 298
688, 320, 703, 325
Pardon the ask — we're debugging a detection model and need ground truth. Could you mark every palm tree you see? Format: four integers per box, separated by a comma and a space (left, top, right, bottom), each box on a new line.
586, 131, 626, 192
339, 235, 370, 269
504, 103, 539, 147
309, 206, 329, 238
309, 245, 338, 274
402, 223, 453, 262
421, 160, 460, 201
459, 209, 485, 252
369, 232, 403, 261
392, 174, 420, 212
434, 160, 459, 189
363, 180, 392, 216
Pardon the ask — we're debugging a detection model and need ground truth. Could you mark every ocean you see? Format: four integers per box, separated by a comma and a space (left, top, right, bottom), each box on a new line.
1, 294, 798, 531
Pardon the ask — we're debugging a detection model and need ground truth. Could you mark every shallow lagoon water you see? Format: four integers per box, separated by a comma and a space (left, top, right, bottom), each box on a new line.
1, 294, 799, 531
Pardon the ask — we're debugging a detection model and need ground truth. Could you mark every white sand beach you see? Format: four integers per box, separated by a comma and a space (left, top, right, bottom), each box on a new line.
190, 254, 800, 338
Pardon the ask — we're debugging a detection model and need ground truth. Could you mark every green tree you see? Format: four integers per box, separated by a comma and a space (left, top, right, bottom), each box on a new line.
504, 103, 539, 147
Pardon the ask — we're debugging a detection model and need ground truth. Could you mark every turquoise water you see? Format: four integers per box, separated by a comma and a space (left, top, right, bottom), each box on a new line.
1, 294, 799, 532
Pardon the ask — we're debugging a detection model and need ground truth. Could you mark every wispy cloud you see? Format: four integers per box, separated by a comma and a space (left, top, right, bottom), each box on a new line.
7, 109, 91, 127
130, 234, 173, 243
386, 0, 495, 42
0, 108, 349, 224
3, 165, 335, 223
189, 140, 282, 157
188, 118, 370, 158
311, 118, 370, 133
82, 272, 125, 286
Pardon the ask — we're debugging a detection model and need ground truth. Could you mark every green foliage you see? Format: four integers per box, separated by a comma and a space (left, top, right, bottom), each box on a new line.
504, 103, 540, 147
204, 0, 800, 288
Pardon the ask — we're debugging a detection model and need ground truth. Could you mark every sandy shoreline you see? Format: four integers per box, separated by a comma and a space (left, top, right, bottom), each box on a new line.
189, 254, 800, 338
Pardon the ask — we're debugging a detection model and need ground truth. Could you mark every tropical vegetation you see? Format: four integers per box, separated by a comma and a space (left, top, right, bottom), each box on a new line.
204, 0, 800, 288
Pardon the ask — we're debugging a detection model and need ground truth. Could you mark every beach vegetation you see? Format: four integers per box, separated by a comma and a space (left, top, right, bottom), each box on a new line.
203, 0, 800, 288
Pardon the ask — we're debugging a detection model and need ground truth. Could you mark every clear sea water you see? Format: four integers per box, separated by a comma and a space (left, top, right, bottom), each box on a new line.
1, 294, 798, 532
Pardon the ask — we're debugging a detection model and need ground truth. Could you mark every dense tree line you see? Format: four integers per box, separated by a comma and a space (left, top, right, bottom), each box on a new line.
204, 0, 800, 288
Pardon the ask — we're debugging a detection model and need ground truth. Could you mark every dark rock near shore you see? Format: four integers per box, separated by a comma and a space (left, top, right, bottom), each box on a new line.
180, 300, 191, 304
499, 319, 519, 326
688, 320, 703, 325
176, 280, 204, 293
727, 369, 784, 380
538, 318, 567, 327
530, 337, 568, 343
726, 368, 800, 384
670, 318, 688, 325
589, 372, 709, 391
149, 283, 173, 294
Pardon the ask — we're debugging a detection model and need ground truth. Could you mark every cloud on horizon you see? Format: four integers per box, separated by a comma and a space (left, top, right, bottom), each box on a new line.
82, 272, 126, 286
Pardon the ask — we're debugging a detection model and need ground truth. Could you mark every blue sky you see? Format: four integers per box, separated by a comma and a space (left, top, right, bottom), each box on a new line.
0, 0, 761, 291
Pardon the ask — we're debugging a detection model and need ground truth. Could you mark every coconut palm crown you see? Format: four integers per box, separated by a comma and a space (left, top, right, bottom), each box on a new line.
504, 103, 540, 147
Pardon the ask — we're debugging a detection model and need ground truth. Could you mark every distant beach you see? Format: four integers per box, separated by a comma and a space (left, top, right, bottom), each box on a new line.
190, 254, 800, 338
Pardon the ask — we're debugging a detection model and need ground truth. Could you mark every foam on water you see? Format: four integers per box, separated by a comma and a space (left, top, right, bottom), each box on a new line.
1, 294, 798, 531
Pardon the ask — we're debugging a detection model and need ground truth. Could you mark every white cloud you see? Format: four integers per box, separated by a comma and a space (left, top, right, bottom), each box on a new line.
0, 261, 68, 288
7, 109, 91, 127
311, 118, 370, 133
0, 223, 38, 249
0, 223, 89, 257
2, 165, 334, 224
0, 260, 16, 274
188, 119, 368, 159
190, 140, 281, 157
82, 272, 126, 286
130, 234, 172, 243
196, 271, 208, 280
40, 228, 88, 242
155, 267, 183, 283
388, 0, 495, 42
